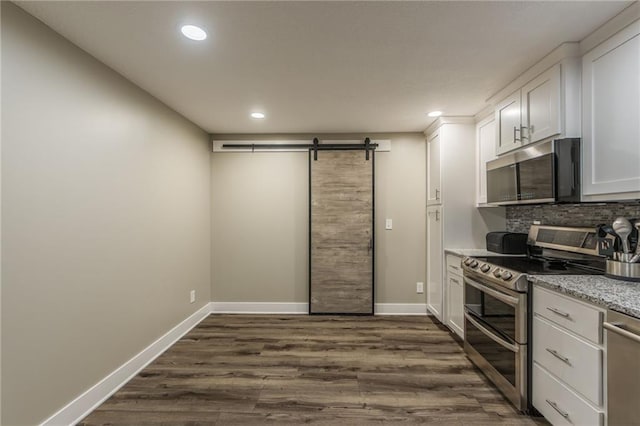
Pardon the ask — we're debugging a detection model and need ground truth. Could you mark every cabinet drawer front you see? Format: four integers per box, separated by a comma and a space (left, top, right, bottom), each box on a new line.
533, 286, 602, 343
533, 363, 603, 426
533, 316, 602, 405
445, 253, 463, 275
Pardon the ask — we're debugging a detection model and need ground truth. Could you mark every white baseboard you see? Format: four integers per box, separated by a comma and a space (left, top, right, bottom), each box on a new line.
374, 303, 429, 315
41, 303, 212, 426
210, 302, 308, 314
210, 302, 428, 316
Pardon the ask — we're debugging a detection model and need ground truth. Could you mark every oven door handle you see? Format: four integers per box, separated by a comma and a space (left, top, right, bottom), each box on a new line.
464, 277, 519, 307
465, 312, 519, 353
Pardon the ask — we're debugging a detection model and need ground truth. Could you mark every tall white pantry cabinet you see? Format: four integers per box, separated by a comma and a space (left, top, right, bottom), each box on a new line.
425, 119, 480, 324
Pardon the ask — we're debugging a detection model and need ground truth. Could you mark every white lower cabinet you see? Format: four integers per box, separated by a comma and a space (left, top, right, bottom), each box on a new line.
533, 363, 603, 426
532, 285, 605, 425
445, 253, 464, 339
426, 206, 443, 321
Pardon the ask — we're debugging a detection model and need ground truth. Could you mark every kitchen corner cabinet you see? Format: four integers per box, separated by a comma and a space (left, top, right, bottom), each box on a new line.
476, 116, 497, 205
581, 19, 640, 202
425, 120, 477, 324
426, 131, 442, 205
532, 285, 605, 426
495, 61, 579, 156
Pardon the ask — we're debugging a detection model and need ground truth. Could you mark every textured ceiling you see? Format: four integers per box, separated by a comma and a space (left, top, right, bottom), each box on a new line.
17, 1, 633, 133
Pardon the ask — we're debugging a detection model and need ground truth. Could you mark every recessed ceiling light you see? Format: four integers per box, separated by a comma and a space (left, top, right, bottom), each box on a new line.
181, 25, 207, 41
428, 111, 442, 117
251, 112, 265, 119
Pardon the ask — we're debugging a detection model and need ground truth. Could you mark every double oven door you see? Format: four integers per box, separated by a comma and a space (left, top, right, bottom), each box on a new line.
463, 273, 528, 411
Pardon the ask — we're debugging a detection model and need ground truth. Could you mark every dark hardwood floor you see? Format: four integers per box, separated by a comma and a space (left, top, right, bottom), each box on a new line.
80, 315, 545, 425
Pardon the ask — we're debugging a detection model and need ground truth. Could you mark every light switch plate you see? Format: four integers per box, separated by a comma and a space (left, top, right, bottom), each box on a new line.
190, 290, 196, 304
385, 219, 393, 230
416, 282, 424, 293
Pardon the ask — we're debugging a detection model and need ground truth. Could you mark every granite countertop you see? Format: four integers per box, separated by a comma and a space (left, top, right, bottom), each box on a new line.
530, 275, 640, 319
444, 248, 526, 257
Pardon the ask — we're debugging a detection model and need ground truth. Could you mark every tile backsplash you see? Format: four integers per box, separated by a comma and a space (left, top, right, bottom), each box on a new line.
506, 202, 640, 233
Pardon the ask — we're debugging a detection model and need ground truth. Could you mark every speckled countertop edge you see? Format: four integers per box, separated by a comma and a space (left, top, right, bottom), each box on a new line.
530, 275, 640, 319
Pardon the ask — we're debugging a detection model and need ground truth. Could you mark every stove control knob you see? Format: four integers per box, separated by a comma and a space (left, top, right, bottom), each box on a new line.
470, 260, 479, 268
502, 271, 513, 281
480, 264, 490, 273
493, 269, 502, 278
464, 258, 472, 266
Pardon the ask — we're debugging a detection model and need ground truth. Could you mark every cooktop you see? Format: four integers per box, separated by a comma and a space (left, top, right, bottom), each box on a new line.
475, 255, 605, 275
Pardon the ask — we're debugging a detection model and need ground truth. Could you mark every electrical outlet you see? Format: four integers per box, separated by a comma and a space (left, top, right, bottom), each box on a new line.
190, 290, 196, 304
416, 282, 424, 294
385, 219, 393, 230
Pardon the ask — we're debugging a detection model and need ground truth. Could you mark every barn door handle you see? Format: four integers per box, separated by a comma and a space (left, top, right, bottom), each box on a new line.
368, 238, 373, 254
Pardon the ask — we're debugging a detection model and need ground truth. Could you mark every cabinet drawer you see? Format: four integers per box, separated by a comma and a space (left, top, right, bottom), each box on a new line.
533, 363, 603, 426
533, 286, 602, 343
533, 316, 602, 405
445, 253, 463, 275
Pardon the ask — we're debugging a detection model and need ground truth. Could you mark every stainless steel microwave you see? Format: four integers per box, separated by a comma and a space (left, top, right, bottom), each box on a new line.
486, 138, 580, 205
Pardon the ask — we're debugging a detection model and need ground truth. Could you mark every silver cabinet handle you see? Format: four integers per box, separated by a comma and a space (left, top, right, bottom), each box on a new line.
450, 278, 460, 285
546, 399, 569, 419
604, 321, 640, 344
435, 210, 440, 221
546, 348, 571, 365
513, 126, 521, 142
435, 188, 440, 200
546, 307, 571, 318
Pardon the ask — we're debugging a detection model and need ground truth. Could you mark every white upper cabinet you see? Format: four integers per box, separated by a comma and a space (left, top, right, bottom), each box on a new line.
427, 131, 442, 205
495, 90, 523, 155
521, 64, 562, 144
582, 20, 640, 201
476, 116, 497, 205
492, 52, 581, 157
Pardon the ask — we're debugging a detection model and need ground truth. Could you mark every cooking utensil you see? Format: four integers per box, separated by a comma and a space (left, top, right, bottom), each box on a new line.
597, 224, 620, 255
613, 217, 633, 254
630, 221, 640, 263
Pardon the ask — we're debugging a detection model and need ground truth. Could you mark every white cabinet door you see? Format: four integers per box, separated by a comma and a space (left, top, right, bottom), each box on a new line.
427, 131, 442, 205
495, 90, 523, 155
446, 272, 464, 338
426, 205, 443, 321
522, 64, 561, 144
582, 21, 640, 200
476, 117, 496, 204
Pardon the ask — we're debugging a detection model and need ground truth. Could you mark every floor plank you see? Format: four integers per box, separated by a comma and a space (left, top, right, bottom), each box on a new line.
79, 315, 545, 425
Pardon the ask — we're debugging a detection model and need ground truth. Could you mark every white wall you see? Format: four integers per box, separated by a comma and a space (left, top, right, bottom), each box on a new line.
210, 133, 427, 306
1, 4, 211, 424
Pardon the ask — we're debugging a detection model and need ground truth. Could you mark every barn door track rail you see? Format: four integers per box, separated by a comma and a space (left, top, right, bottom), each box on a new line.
221, 138, 377, 160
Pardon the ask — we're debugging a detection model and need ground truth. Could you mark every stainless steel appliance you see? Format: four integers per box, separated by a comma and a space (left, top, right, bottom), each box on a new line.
604, 310, 640, 425
486, 138, 580, 205
462, 225, 612, 412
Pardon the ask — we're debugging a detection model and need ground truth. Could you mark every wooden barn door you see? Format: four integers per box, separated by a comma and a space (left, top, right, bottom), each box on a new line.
309, 149, 374, 315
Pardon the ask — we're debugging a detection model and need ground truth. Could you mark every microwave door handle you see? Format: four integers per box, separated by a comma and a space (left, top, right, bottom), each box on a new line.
465, 312, 519, 353
464, 277, 519, 307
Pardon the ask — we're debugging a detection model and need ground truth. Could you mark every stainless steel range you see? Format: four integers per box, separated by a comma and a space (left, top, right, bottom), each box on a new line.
461, 225, 614, 413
